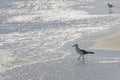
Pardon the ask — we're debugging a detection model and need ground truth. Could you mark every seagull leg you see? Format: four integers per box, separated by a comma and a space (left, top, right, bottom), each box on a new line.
82, 55, 84, 61
78, 55, 81, 60
109, 8, 113, 13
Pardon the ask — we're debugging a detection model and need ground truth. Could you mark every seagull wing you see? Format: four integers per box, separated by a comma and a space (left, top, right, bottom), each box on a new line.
80, 49, 87, 54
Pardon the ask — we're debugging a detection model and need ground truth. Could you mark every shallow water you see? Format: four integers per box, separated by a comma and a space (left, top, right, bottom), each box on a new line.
0, 0, 120, 79
1, 50, 120, 80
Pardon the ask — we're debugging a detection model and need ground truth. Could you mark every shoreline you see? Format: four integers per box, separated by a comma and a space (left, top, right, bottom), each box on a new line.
91, 31, 120, 51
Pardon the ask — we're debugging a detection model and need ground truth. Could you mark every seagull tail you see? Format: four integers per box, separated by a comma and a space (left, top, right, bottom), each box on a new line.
87, 51, 95, 54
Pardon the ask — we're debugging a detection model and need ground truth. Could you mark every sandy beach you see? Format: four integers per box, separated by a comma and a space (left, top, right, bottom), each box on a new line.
91, 32, 120, 50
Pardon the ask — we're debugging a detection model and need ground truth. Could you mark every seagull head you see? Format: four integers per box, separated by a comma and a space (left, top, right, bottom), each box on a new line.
72, 44, 78, 47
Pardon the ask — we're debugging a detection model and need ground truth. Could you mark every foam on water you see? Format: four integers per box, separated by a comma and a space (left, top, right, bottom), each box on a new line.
0, 24, 108, 72
0, 49, 15, 72
0, 0, 99, 24
86, 56, 120, 64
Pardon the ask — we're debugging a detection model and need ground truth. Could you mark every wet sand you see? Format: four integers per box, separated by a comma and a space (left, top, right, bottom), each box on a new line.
1, 50, 120, 80
91, 32, 120, 50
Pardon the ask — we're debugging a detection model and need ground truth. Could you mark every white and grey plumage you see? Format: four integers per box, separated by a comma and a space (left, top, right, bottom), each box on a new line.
73, 44, 94, 60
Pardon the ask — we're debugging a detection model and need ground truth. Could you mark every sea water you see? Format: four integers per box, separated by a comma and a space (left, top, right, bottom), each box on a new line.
0, 0, 120, 75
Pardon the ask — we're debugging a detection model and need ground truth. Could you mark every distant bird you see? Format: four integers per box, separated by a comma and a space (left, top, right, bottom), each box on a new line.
107, 3, 114, 13
107, 3, 114, 8
73, 44, 94, 60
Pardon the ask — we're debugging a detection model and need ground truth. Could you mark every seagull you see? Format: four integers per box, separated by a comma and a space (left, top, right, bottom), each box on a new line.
107, 3, 114, 8
107, 3, 114, 13
73, 44, 94, 60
